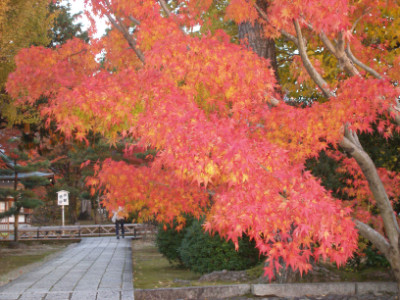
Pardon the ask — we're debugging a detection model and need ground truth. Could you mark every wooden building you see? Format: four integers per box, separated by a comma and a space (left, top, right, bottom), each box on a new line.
0, 171, 54, 239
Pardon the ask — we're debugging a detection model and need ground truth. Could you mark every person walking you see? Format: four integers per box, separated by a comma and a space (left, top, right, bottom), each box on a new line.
112, 207, 127, 239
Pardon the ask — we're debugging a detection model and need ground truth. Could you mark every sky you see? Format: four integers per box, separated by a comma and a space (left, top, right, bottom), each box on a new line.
61, 0, 109, 39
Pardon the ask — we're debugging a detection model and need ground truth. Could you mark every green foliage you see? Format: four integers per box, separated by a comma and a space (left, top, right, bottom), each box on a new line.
156, 217, 194, 265
178, 219, 263, 274
306, 150, 348, 199
359, 129, 400, 173
345, 243, 390, 272
363, 245, 390, 268
49, 2, 89, 47
0, 188, 43, 219
1, 1, 88, 127
197, 0, 238, 43
0, 0, 53, 88
20, 176, 50, 189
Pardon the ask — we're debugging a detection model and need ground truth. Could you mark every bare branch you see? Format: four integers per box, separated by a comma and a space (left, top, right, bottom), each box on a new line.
319, 31, 337, 56
336, 31, 345, 53
317, 30, 360, 77
355, 220, 390, 258
293, 19, 334, 98
345, 45, 382, 79
389, 106, 400, 127
334, 32, 360, 76
269, 96, 280, 106
351, 8, 372, 32
104, 0, 145, 64
159, 0, 172, 17
128, 16, 141, 26
280, 29, 299, 46
253, 3, 268, 21
302, 21, 359, 77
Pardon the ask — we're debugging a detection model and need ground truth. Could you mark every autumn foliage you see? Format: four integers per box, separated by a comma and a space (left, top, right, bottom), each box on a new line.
7, 0, 400, 280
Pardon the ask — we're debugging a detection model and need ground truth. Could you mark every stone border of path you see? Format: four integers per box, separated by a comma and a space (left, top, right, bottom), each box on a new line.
134, 282, 397, 300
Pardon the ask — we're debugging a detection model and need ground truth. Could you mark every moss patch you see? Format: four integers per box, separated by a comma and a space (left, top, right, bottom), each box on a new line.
0, 251, 57, 275
132, 240, 200, 289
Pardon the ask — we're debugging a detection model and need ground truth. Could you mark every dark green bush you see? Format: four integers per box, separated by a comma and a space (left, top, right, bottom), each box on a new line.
155, 217, 194, 265
178, 219, 263, 274
345, 242, 390, 271
364, 245, 390, 268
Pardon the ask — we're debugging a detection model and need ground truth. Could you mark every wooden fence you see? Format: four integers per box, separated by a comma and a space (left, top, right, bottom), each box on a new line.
0, 224, 156, 240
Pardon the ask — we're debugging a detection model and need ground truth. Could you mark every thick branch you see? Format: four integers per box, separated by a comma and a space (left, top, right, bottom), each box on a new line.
391, 99, 400, 127
254, 4, 298, 46
159, 0, 172, 17
336, 33, 360, 76
345, 45, 382, 79
104, 0, 145, 64
355, 220, 390, 258
318, 31, 360, 77
305, 22, 359, 77
319, 31, 337, 55
128, 15, 141, 26
336, 32, 345, 53
253, 3, 268, 22
293, 19, 334, 98
340, 132, 400, 248
280, 29, 299, 46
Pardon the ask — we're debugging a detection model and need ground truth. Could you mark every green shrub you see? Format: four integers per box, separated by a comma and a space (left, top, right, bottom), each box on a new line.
178, 219, 263, 274
155, 217, 194, 265
345, 242, 390, 272
364, 245, 390, 268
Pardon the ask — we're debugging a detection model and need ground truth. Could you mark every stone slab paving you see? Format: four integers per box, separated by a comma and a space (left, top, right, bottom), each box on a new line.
0, 237, 134, 300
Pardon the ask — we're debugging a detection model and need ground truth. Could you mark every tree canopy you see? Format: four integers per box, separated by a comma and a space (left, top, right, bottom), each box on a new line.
6, 0, 400, 283
0, 0, 53, 88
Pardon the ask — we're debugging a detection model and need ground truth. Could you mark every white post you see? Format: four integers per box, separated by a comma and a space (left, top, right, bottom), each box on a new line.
57, 190, 69, 233
61, 205, 65, 227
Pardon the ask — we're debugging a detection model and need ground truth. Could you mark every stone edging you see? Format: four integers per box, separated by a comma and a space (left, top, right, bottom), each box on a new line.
134, 282, 397, 300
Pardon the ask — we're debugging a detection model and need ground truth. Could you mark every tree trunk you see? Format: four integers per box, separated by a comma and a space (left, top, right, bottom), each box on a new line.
239, 7, 288, 282
13, 160, 19, 242
69, 195, 77, 224
14, 211, 19, 242
340, 130, 400, 297
238, 20, 279, 84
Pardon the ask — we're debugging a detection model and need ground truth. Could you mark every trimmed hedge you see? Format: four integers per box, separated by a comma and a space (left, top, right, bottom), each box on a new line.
178, 219, 263, 274
155, 217, 194, 265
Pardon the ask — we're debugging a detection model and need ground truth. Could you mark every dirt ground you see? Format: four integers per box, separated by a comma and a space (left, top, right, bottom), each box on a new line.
0, 241, 76, 287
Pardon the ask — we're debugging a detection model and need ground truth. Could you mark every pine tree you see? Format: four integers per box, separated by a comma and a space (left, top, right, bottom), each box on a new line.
0, 149, 51, 241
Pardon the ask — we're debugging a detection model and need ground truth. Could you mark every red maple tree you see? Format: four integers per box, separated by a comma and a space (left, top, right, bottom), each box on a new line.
7, 0, 400, 287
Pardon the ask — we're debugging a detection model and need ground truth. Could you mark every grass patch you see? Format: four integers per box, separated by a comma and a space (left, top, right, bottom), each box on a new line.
132, 240, 200, 289
334, 266, 394, 282
0, 240, 76, 283
132, 240, 257, 289
0, 251, 58, 275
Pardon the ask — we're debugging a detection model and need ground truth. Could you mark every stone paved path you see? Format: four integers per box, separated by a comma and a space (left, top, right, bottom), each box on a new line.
0, 237, 134, 300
